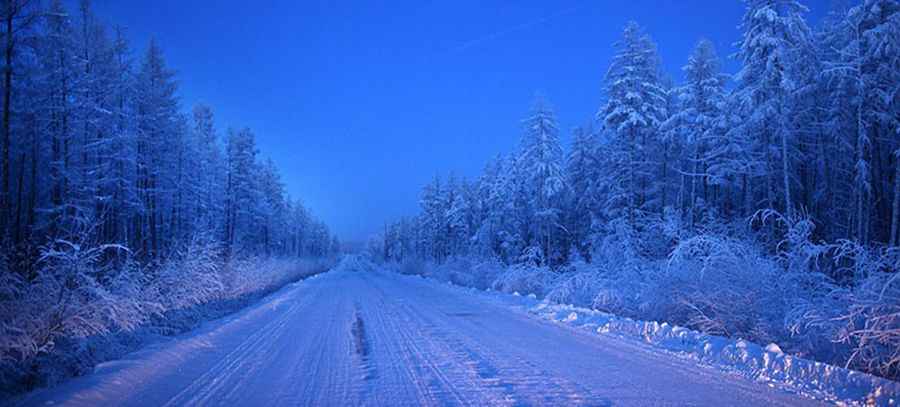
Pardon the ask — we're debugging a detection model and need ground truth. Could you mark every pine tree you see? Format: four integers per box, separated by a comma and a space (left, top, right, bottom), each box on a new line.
666, 39, 728, 223
599, 21, 667, 225
565, 124, 598, 256
1, 0, 38, 244
735, 0, 812, 219
519, 96, 565, 264
844, 0, 899, 244
133, 39, 178, 258
224, 127, 259, 258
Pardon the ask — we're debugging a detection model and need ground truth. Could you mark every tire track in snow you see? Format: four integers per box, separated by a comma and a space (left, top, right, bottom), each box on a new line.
377, 275, 604, 406
351, 302, 376, 382
378, 298, 481, 406
161, 284, 320, 406
359, 294, 436, 405
277, 272, 357, 406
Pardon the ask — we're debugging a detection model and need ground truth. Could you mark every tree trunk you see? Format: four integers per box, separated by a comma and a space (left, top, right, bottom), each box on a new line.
890, 151, 900, 246
781, 127, 793, 218
855, 73, 869, 244
27, 114, 36, 238
690, 150, 698, 228
14, 152, 24, 244
628, 127, 636, 225
661, 140, 669, 217
2, 6, 14, 240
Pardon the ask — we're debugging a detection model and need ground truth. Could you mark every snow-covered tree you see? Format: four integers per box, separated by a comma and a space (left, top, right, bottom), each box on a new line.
599, 21, 667, 225
734, 0, 812, 219
565, 124, 599, 257
666, 39, 729, 223
519, 96, 566, 264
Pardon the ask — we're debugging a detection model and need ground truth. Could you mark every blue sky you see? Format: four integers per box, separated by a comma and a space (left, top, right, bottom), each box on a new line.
83, 0, 830, 241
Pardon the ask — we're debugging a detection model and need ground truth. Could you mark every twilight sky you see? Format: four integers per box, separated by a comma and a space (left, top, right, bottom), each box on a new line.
82, 0, 830, 241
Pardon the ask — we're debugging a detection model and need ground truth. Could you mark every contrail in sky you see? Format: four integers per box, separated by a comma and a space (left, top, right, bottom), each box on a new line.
446, 5, 583, 54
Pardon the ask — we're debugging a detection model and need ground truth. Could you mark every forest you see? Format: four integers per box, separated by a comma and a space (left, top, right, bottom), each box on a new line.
0, 0, 339, 396
371, 0, 900, 381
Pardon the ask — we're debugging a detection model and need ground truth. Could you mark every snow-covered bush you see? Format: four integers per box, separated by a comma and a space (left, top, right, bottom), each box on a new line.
492, 264, 558, 298
546, 270, 603, 308
23, 238, 148, 357
662, 234, 788, 342
818, 242, 900, 379
470, 258, 505, 290
0, 234, 154, 395
840, 269, 900, 379
546, 260, 604, 308
151, 237, 224, 312
398, 257, 425, 276
429, 257, 477, 287
223, 256, 332, 299
581, 212, 845, 363
591, 217, 641, 264
0, 263, 31, 387
420, 257, 501, 289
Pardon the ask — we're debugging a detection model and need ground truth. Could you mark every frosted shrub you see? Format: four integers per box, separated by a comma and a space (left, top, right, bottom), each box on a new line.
0, 234, 152, 391
0, 264, 31, 385
420, 261, 451, 283
784, 284, 847, 362
470, 258, 505, 290
546, 262, 604, 308
152, 239, 224, 311
591, 218, 640, 264
100, 260, 158, 334
754, 209, 833, 275
592, 263, 663, 318
662, 234, 788, 342
842, 270, 900, 378
398, 257, 425, 276
830, 242, 900, 379
492, 264, 558, 297
222, 257, 333, 300
30, 239, 145, 347
0, 236, 334, 396
436, 257, 478, 287
585, 218, 647, 314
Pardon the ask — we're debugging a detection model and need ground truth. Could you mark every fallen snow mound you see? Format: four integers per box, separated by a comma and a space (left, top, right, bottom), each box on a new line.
529, 301, 900, 405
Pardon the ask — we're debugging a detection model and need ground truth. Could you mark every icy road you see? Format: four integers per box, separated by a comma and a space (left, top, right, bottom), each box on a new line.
19, 265, 822, 406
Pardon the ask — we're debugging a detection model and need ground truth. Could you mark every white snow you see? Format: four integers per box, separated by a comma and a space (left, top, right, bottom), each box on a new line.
13, 259, 864, 406
525, 300, 900, 406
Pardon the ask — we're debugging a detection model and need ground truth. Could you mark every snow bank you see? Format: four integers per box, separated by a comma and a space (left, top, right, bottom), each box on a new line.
528, 301, 900, 405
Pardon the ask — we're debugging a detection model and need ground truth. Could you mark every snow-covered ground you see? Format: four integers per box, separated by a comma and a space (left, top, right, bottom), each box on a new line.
15, 258, 849, 406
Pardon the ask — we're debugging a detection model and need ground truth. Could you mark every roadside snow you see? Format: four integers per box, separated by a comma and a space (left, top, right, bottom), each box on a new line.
516, 298, 899, 405
16, 260, 826, 406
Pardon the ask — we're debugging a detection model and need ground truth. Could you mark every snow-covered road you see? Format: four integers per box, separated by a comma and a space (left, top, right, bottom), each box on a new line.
19, 266, 823, 406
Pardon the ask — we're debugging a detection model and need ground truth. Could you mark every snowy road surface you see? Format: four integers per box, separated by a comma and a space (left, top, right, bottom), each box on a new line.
20, 267, 823, 406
